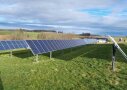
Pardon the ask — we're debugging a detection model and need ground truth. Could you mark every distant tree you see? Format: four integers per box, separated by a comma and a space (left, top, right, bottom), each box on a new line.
81, 33, 91, 36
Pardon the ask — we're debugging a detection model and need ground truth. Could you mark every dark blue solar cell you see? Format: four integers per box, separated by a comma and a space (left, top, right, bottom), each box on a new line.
56, 40, 64, 50
69, 40, 75, 47
36, 40, 46, 52
44, 40, 54, 51
73, 40, 77, 47
32, 40, 45, 53
68, 40, 72, 48
6, 41, 15, 49
59, 40, 65, 49
21, 41, 28, 48
53, 41, 59, 50
54, 40, 62, 50
62, 40, 68, 49
12, 40, 20, 48
38, 40, 50, 52
60, 40, 66, 49
0, 42, 5, 50
71, 40, 75, 46
75, 40, 79, 46
67, 40, 71, 47
65, 40, 70, 48
12, 41, 19, 48
1, 41, 10, 50
60, 40, 67, 49
47, 40, 56, 51
16, 41, 23, 48
26, 40, 41, 55
19, 40, 28, 48
16, 41, 24, 48
15, 40, 20, 44
51, 40, 59, 50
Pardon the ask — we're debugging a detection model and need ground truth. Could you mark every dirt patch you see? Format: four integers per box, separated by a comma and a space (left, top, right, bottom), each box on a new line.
0, 35, 12, 40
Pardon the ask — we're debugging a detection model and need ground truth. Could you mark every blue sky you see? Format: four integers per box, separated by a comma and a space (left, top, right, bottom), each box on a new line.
0, 0, 127, 36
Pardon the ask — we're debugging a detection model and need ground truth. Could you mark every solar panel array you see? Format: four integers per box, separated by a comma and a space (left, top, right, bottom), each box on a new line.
0, 40, 28, 51
26, 39, 97, 55
84, 39, 97, 44
0, 39, 97, 55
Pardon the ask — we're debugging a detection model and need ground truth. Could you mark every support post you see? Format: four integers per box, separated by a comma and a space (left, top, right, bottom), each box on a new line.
50, 52, 52, 59
112, 56, 115, 72
112, 44, 117, 71
35, 54, 39, 62
10, 51, 12, 58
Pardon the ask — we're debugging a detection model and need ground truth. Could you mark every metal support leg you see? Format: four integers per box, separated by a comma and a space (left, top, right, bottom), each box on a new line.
112, 56, 115, 71
50, 52, 52, 59
35, 54, 39, 62
112, 44, 116, 72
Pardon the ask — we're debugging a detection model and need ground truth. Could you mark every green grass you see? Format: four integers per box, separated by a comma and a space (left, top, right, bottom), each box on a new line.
0, 44, 127, 90
0, 30, 40, 39
114, 37, 127, 42
25, 32, 39, 39
0, 30, 13, 35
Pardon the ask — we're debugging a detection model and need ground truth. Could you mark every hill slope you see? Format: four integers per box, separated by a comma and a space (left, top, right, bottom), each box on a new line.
0, 44, 127, 90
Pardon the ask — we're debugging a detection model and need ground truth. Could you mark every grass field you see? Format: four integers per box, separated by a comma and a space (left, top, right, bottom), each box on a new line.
0, 30, 13, 35
0, 44, 127, 90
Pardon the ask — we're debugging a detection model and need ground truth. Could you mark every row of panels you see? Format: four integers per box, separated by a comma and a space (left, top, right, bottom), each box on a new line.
0, 39, 97, 55
0, 40, 28, 51
84, 39, 98, 44
26, 39, 97, 55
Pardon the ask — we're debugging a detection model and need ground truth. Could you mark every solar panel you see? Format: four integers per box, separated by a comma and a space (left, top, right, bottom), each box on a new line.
55, 40, 63, 50
48, 40, 57, 50
0, 39, 97, 55
60, 40, 66, 49
62, 40, 68, 48
44, 40, 54, 51
0, 42, 5, 50
33, 40, 45, 54
68, 40, 72, 48
65, 40, 70, 48
12, 41, 19, 48
53, 40, 60, 50
26, 40, 41, 54
41, 40, 51, 52
26, 39, 97, 55
1, 41, 10, 50
0, 40, 28, 51
6, 41, 15, 49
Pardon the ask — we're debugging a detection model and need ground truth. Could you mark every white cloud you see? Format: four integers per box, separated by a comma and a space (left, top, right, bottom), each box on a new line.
0, 0, 127, 35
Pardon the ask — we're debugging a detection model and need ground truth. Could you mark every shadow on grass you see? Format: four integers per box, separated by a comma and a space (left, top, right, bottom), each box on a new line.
12, 50, 33, 59
43, 45, 88, 60
43, 44, 127, 63
0, 49, 33, 59
51, 44, 112, 61
2, 44, 127, 63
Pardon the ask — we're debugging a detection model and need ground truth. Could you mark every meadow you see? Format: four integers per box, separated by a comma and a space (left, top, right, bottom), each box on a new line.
0, 44, 127, 90
0, 30, 78, 40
